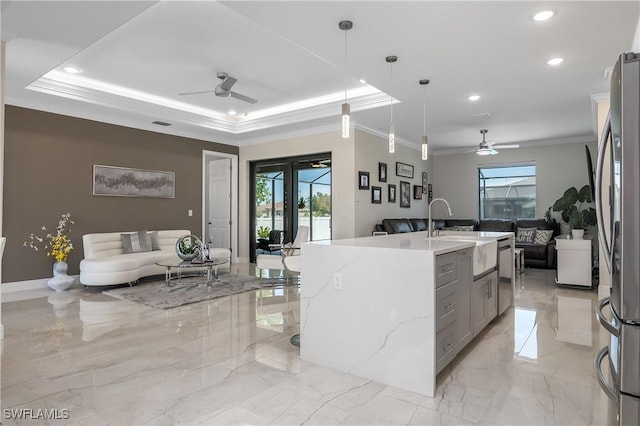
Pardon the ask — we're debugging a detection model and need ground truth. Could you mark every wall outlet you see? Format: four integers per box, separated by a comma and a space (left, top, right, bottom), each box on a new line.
333, 273, 343, 290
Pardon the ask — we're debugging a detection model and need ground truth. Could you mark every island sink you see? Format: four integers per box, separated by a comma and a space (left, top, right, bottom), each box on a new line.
433, 235, 497, 276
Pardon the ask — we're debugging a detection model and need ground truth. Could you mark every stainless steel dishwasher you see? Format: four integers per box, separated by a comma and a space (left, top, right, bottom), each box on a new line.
497, 237, 514, 316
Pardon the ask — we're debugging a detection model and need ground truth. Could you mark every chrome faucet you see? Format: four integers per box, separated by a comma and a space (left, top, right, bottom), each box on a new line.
428, 198, 454, 238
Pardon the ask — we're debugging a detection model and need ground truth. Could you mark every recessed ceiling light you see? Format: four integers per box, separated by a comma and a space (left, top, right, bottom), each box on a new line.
546, 57, 564, 66
533, 11, 554, 21
468, 95, 481, 101
359, 78, 367, 84
62, 65, 80, 74
228, 110, 237, 116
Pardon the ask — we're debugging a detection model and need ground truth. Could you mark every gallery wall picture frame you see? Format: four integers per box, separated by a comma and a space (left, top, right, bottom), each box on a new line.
379, 162, 388, 182
388, 184, 397, 203
413, 185, 423, 200
422, 172, 428, 193
93, 165, 175, 198
400, 181, 411, 208
395, 162, 414, 178
371, 186, 382, 204
428, 183, 433, 203
358, 171, 370, 189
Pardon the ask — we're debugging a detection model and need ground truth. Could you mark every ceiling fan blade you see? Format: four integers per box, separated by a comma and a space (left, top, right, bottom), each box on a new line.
229, 90, 258, 104
219, 76, 238, 91
178, 90, 216, 96
476, 146, 499, 155
495, 144, 520, 149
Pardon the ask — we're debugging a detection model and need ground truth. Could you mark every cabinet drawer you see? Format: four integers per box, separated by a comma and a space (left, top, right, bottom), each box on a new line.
436, 280, 458, 330
435, 253, 457, 288
436, 321, 457, 373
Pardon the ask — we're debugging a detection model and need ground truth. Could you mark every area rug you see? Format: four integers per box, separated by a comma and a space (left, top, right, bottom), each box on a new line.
103, 273, 284, 309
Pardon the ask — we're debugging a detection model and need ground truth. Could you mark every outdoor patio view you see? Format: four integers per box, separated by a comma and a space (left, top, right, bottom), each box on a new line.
478, 164, 537, 220
255, 166, 331, 246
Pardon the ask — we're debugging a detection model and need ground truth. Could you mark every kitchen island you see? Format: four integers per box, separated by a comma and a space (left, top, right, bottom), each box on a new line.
299, 230, 513, 397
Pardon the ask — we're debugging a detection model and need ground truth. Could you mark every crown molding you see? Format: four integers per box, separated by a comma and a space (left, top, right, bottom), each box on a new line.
27, 73, 391, 136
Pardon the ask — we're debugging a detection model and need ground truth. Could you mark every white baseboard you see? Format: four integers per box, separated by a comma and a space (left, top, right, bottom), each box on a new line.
1, 275, 79, 293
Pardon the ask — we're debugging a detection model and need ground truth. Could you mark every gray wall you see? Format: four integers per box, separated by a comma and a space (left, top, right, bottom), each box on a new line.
354, 130, 431, 236
3, 106, 238, 283
431, 140, 598, 221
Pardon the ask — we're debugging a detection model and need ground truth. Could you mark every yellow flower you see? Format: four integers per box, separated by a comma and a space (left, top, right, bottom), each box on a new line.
24, 213, 74, 262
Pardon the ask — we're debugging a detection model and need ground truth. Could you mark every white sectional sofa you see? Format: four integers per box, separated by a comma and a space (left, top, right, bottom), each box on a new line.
80, 229, 189, 287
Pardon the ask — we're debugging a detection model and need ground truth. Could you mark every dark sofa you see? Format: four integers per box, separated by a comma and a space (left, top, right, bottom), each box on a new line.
376, 217, 560, 269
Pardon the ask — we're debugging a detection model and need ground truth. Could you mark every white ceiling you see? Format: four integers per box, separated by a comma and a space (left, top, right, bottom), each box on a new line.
2, 1, 639, 154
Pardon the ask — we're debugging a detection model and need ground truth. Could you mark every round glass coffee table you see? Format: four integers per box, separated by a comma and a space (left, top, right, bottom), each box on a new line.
156, 258, 229, 293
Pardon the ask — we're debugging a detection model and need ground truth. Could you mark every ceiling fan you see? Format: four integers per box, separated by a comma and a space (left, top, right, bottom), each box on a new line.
310, 159, 331, 168
178, 72, 258, 104
473, 129, 519, 156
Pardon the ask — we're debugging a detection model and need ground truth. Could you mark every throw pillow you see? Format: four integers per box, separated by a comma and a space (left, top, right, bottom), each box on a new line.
516, 227, 537, 243
453, 225, 475, 231
121, 230, 152, 254
148, 231, 162, 251
534, 229, 554, 245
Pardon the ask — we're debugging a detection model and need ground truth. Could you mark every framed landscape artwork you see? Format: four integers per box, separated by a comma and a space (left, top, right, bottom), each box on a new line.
400, 181, 411, 208
371, 186, 382, 204
388, 184, 396, 203
396, 162, 414, 178
93, 165, 175, 198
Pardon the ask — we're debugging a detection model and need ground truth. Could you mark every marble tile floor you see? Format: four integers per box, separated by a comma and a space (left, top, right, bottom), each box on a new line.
1, 265, 613, 425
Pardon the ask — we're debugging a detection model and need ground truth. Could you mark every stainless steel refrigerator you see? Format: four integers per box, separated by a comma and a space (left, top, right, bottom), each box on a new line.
595, 52, 640, 426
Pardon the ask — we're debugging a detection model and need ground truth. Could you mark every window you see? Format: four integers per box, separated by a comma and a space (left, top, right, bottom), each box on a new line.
479, 164, 536, 220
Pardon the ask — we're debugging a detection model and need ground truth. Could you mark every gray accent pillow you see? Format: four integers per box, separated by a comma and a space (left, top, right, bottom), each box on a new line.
121, 230, 152, 254
453, 225, 475, 231
148, 231, 162, 251
516, 227, 537, 243
534, 229, 554, 244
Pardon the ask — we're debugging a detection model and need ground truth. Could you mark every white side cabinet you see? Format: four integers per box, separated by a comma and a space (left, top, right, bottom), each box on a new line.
555, 236, 592, 287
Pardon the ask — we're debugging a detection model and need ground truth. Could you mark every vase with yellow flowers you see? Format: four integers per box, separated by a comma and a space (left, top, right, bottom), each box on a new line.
24, 213, 75, 291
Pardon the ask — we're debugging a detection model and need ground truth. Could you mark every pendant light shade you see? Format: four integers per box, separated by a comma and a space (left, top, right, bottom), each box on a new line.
389, 123, 395, 153
386, 55, 397, 153
421, 135, 428, 160
420, 79, 430, 160
342, 102, 350, 138
339, 20, 353, 139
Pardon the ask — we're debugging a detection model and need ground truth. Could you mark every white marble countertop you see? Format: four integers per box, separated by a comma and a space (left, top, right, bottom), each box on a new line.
437, 230, 514, 239
307, 230, 513, 255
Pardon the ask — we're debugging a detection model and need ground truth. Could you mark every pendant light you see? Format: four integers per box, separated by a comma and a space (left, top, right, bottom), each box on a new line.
386, 55, 397, 153
419, 79, 430, 160
339, 20, 353, 138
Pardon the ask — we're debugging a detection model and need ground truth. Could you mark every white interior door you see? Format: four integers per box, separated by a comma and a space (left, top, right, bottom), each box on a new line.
208, 158, 231, 249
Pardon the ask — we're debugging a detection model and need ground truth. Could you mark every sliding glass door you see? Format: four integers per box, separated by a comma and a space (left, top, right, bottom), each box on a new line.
250, 153, 331, 262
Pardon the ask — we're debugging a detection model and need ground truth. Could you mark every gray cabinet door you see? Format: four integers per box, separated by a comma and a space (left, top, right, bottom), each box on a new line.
473, 271, 498, 336
472, 275, 489, 336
